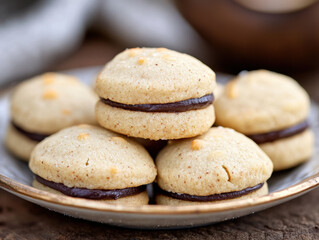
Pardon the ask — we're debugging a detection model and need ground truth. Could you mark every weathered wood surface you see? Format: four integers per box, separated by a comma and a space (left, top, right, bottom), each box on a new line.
1, 188, 319, 239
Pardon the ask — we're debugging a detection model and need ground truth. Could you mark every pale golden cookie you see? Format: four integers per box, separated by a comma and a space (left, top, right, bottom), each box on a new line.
155, 127, 273, 205
215, 70, 309, 134
96, 47, 216, 104
29, 125, 156, 205
95, 47, 216, 140
5, 124, 37, 161
214, 70, 313, 171
260, 129, 314, 171
30, 125, 156, 189
95, 102, 215, 140
6, 72, 98, 161
11, 73, 97, 134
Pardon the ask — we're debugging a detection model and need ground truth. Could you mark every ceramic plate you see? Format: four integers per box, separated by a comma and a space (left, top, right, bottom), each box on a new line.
0, 66, 318, 229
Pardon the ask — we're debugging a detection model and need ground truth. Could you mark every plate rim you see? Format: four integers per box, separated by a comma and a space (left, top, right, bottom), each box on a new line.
1, 172, 319, 215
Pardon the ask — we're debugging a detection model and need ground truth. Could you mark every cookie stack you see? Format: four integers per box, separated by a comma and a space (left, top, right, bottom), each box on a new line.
9, 47, 313, 207
92, 47, 273, 205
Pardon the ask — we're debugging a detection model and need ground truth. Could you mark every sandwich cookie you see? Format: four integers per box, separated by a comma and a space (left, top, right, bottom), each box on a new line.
29, 125, 157, 206
155, 127, 273, 205
95, 47, 216, 140
214, 70, 314, 171
5, 73, 97, 161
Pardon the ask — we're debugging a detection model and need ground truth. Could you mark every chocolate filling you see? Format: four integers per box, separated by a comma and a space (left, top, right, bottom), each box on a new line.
100, 93, 214, 112
12, 122, 50, 142
246, 120, 309, 144
35, 175, 146, 200
157, 183, 264, 202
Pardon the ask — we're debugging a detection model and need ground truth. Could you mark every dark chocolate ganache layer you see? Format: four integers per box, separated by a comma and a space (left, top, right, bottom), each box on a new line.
246, 120, 309, 144
100, 93, 214, 112
157, 183, 264, 202
35, 175, 146, 200
12, 122, 50, 142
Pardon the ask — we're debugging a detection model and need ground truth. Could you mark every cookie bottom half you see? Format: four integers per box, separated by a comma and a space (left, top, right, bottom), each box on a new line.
260, 129, 314, 171
95, 101, 215, 140
155, 183, 268, 206
5, 124, 38, 161
33, 180, 150, 206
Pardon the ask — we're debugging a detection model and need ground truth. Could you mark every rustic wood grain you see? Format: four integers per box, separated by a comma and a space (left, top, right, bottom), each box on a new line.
0, 188, 318, 239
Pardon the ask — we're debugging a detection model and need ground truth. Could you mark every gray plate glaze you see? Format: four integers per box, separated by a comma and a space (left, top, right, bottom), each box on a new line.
0, 66, 318, 229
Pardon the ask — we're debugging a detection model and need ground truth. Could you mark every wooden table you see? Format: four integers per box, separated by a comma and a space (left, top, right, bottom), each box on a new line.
1, 33, 319, 239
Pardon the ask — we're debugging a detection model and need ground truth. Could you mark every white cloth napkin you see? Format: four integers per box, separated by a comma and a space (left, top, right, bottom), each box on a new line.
0, 0, 206, 86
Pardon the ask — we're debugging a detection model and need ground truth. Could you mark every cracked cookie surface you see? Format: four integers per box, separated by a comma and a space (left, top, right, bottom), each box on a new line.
155, 127, 273, 196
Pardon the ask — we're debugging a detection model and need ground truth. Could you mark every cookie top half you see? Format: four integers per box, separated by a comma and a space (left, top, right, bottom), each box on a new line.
156, 127, 273, 196
29, 125, 157, 189
96, 47, 216, 104
215, 70, 310, 134
11, 73, 97, 134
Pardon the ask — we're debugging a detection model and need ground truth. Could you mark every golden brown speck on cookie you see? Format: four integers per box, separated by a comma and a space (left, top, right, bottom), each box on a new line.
61, 109, 71, 115
42, 73, 55, 85
225, 80, 238, 99
42, 89, 58, 99
77, 133, 90, 140
128, 47, 141, 57
137, 57, 146, 65
191, 139, 203, 150
110, 167, 118, 174
110, 136, 127, 143
162, 54, 176, 61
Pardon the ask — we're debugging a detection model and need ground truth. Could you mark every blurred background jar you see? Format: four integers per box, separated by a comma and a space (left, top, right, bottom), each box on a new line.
175, 0, 319, 73
2, 0, 319, 86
